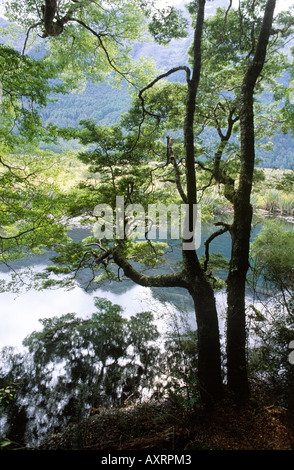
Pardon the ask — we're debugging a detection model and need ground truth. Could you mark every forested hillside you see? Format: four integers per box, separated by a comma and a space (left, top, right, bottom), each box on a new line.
41, 80, 294, 168
41, 34, 294, 169
1, 9, 292, 169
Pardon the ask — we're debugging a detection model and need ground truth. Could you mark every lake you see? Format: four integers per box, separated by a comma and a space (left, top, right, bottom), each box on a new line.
0, 219, 263, 351
1, 215, 292, 448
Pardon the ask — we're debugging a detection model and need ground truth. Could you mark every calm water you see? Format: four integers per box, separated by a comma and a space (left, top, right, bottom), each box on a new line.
0, 220, 263, 350
1, 217, 289, 447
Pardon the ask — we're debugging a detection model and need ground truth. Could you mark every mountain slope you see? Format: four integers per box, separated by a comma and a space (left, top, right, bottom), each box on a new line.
0, 10, 293, 169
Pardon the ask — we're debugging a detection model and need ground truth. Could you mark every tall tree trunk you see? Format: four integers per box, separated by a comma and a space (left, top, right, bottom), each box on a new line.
189, 269, 223, 405
114, 0, 223, 407
113, 242, 224, 406
226, 0, 277, 403
182, 0, 223, 406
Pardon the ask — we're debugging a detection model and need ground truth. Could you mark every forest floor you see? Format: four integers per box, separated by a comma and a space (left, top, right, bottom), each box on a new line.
39, 384, 294, 452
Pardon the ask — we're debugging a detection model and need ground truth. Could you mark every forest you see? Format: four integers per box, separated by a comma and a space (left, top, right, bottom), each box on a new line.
0, 0, 294, 455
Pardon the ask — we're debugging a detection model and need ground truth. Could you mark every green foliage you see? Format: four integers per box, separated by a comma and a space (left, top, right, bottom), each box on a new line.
250, 220, 294, 294
0, 152, 69, 267
148, 6, 189, 45
0, 43, 71, 279
124, 241, 168, 267
0, 384, 16, 408
0, 0, 293, 422
32, 239, 93, 289
248, 298, 294, 408
189, 2, 293, 178
0, 298, 163, 444
60, 118, 164, 207
4, 0, 148, 87
248, 219, 294, 408
6, 0, 291, 298
0, 44, 64, 150
65, 186, 103, 218
274, 171, 294, 192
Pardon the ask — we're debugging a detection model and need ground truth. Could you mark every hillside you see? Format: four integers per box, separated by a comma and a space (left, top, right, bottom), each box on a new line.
39, 46, 293, 168
0, 3, 293, 169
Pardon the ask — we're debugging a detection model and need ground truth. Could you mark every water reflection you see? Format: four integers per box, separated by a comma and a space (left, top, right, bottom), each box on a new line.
0, 219, 271, 351
0, 270, 197, 350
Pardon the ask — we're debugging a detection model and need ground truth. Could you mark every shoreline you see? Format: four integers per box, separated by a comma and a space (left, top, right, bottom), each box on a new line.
65, 208, 294, 233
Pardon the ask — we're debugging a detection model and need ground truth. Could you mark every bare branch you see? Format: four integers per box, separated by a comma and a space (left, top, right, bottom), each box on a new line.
166, 136, 188, 204
22, 22, 43, 54
138, 66, 191, 121
222, 0, 233, 40
0, 226, 38, 241
203, 225, 231, 272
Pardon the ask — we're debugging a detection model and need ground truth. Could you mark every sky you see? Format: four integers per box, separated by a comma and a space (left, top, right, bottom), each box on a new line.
157, 0, 294, 11
0, 0, 293, 17
0, 0, 5, 17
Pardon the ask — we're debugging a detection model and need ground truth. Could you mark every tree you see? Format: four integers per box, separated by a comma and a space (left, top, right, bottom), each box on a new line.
3, 0, 223, 405
68, 0, 291, 405
0, 44, 70, 272
225, 0, 278, 402
57, 0, 223, 406
3, 0, 294, 406
0, 298, 162, 446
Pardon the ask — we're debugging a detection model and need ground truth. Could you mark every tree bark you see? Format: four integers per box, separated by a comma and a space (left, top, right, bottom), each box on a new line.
113, 0, 224, 406
188, 268, 224, 405
182, 0, 223, 405
226, 0, 277, 403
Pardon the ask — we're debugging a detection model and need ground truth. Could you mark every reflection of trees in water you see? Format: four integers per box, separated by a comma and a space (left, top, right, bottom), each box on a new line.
0, 297, 199, 447
2, 219, 292, 446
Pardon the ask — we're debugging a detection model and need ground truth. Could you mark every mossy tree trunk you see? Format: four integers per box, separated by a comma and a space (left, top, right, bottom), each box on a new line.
226, 0, 277, 403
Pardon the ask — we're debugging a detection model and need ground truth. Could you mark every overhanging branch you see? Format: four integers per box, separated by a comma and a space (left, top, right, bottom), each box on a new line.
138, 66, 191, 121
112, 243, 188, 289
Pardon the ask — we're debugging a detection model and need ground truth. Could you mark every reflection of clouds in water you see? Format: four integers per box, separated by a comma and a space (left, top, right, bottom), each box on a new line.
0, 281, 95, 349
0, 261, 232, 350
0, 272, 193, 350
